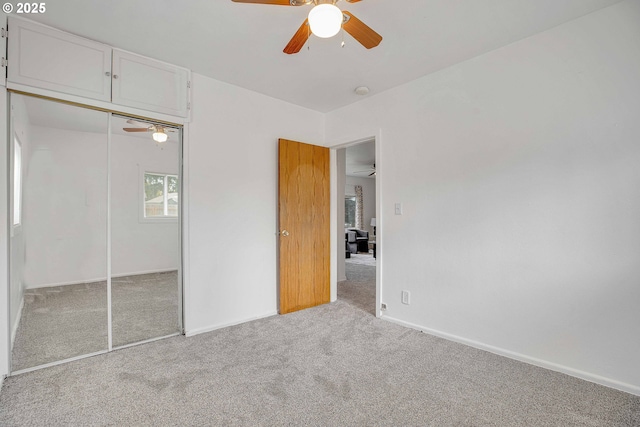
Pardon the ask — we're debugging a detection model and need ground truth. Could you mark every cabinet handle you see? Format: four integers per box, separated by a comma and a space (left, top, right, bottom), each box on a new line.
113, 74, 119, 79
105, 71, 111, 77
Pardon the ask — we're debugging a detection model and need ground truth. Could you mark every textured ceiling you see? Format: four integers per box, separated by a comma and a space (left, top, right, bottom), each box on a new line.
19, 0, 622, 112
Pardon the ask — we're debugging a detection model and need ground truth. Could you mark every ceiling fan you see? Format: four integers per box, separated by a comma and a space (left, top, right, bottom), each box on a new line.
353, 163, 376, 176
231, 0, 382, 54
123, 119, 176, 144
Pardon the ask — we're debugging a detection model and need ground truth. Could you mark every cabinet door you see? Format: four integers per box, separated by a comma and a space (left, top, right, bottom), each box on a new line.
112, 49, 189, 118
7, 17, 111, 101
1, 15, 7, 87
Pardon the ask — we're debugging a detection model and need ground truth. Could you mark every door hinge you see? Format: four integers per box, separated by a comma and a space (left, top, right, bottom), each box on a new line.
1, 28, 7, 39
187, 102, 191, 110
187, 80, 191, 89
1, 58, 7, 68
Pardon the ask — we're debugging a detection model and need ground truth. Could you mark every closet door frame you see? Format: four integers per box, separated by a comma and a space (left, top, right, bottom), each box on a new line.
7, 92, 184, 374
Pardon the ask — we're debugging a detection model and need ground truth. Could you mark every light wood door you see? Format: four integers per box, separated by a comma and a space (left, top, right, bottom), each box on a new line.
278, 139, 330, 314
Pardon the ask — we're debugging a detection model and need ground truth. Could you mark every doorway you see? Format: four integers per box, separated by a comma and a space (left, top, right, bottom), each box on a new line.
8, 94, 183, 373
337, 139, 377, 316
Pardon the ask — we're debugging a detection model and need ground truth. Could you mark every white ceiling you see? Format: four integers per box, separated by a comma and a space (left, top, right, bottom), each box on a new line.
21, 96, 180, 142
345, 140, 375, 178
22, 0, 621, 113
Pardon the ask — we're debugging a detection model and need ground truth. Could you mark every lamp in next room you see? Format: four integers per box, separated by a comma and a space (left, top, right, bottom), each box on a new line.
370, 217, 376, 236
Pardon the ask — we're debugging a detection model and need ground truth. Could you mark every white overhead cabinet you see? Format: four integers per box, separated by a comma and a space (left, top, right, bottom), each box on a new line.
7, 17, 190, 118
1, 15, 7, 87
112, 50, 189, 117
7, 18, 112, 101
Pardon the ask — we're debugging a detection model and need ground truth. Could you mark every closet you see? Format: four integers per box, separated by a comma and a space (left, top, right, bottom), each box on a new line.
8, 94, 182, 372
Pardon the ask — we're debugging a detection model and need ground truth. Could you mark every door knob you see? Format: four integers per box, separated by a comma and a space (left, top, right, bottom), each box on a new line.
281, 230, 290, 236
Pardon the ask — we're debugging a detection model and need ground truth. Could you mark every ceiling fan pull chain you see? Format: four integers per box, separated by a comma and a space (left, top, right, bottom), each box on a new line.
341, 25, 345, 48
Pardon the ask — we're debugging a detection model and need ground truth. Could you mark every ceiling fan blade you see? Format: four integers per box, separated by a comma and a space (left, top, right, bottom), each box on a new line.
283, 19, 310, 55
342, 11, 382, 49
231, 0, 301, 5
123, 128, 151, 132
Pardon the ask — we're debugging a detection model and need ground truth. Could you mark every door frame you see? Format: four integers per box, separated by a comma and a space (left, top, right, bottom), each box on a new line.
328, 129, 382, 317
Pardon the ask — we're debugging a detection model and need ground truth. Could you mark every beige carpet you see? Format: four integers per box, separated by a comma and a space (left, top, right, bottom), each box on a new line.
11, 271, 180, 371
1, 264, 638, 426
345, 252, 376, 267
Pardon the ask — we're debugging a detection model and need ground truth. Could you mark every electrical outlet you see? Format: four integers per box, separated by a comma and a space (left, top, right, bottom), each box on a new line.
401, 290, 410, 305
395, 202, 403, 215
381, 303, 387, 311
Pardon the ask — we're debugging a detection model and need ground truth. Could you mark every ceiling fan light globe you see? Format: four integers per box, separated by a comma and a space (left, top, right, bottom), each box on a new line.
308, 4, 342, 38
152, 131, 168, 143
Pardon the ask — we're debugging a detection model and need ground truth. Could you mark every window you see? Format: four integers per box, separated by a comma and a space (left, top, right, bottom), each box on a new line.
144, 172, 178, 218
345, 196, 356, 228
13, 137, 22, 226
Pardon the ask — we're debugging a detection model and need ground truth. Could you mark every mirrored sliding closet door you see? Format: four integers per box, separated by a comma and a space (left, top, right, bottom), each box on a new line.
9, 95, 109, 371
110, 115, 181, 348
9, 95, 183, 373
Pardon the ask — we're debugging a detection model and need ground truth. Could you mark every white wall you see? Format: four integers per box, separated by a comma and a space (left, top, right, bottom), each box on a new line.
185, 73, 324, 335
326, 0, 640, 394
111, 133, 179, 276
336, 149, 346, 282
18, 126, 179, 289
345, 175, 376, 237
8, 95, 31, 345
23, 126, 108, 288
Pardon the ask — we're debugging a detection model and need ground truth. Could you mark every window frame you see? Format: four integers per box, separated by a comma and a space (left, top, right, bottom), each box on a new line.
345, 195, 356, 228
140, 170, 179, 223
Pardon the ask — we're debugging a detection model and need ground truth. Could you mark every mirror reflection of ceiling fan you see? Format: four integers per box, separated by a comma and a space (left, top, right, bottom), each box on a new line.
231, 0, 382, 54
123, 119, 177, 145
353, 163, 375, 176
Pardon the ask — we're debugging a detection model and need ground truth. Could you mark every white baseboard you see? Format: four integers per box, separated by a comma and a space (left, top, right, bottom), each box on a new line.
185, 311, 278, 337
382, 315, 640, 397
10, 297, 24, 349
25, 268, 179, 289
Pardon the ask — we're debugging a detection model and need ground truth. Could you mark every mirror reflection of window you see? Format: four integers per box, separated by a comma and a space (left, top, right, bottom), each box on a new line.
144, 172, 178, 218
345, 196, 356, 227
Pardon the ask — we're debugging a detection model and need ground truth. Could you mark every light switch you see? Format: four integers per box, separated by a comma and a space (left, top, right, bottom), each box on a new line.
395, 202, 403, 215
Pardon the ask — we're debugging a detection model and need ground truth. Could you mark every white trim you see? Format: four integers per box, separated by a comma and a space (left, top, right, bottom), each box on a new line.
23, 269, 179, 289
181, 123, 190, 333
330, 149, 338, 302
112, 332, 180, 351
10, 297, 24, 348
10, 350, 109, 376
327, 129, 383, 317
107, 113, 112, 351
382, 315, 640, 397
6, 82, 190, 125
185, 311, 278, 337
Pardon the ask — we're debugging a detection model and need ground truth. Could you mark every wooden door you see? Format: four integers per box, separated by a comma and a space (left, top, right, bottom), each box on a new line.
278, 139, 330, 314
